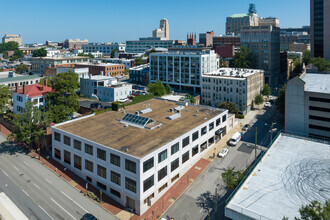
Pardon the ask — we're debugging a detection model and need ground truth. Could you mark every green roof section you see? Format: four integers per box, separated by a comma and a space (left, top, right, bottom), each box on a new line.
229, 13, 250, 18
0, 74, 41, 83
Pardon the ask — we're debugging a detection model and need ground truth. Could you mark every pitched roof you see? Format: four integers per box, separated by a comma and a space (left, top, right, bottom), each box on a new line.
16, 84, 52, 97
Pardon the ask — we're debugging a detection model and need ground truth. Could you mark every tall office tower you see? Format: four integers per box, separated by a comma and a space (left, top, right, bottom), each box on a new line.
241, 25, 281, 87
226, 4, 259, 35
152, 18, 169, 40
311, 0, 330, 60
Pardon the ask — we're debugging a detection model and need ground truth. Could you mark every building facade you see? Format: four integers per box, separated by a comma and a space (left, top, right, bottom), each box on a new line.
289, 42, 311, 52
201, 68, 264, 114
311, 0, 330, 60
226, 13, 259, 35
64, 39, 89, 49
149, 50, 218, 94
152, 19, 169, 40
13, 83, 52, 114
126, 38, 174, 53
241, 25, 280, 87
0, 74, 41, 91
187, 33, 197, 46
258, 17, 279, 27
75, 62, 125, 76
199, 31, 214, 47
102, 58, 135, 69
82, 43, 126, 56
51, 99, 229, 215
129, 64, 150, 85
2, 34, 22, 46
285, 72, 330, 139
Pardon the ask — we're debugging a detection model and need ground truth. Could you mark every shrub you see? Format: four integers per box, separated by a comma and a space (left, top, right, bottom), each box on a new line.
235, 114, 245, 119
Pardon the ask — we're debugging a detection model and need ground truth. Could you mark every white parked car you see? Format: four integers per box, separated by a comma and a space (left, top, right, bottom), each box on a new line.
265, 102, 272, 107
218, 148, 229, 158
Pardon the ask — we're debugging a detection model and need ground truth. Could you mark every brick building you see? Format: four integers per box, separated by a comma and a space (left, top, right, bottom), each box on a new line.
75, 62, 125, 76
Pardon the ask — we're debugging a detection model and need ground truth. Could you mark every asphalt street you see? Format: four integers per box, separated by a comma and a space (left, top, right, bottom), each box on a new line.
0, 134, 118, 220
163, 105, 280, 220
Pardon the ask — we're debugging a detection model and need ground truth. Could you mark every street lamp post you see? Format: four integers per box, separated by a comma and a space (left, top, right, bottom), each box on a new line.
265, 122, 277, 143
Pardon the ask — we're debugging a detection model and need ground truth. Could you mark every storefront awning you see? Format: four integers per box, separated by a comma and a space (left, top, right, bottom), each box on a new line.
216, 128, 224, 135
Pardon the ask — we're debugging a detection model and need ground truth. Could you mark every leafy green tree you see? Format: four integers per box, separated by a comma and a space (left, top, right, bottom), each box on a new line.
78, 52, 94, 58
33, 48, 47, 57
294, 200, 330, 220
45, 71, 79, 123
0, 85, 10, 114
232, 46, 255, 68
135, 57, 144, 66
218, 101, 239, 114
0, 42, 19, 54
39, 76, 53, 87
147, 80, 166, 97
186, 94, 196, 104
9, 101, 51, 149
276, 84, 286, 114
254, 94, 264, 107
302, 50, 311, 65
221, 167, 245, 190
15, 64, 28, 74
310, 57, 330, 72
165, 84, 172, 94
262, 84, 271, 98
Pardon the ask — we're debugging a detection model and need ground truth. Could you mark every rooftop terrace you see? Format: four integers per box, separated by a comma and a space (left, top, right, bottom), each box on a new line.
55, 99, 224, 158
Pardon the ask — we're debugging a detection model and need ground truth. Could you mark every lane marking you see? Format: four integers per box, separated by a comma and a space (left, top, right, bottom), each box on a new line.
38, 205, 55, 220
23, 161, 31, 167
61, 191, 89, 213
45, 178, 52, 185
34, 183, 40, 189
2, 170, 8, 176
50, 198, 77, 220
22, 190, 29, 197
13, 165, 19, 171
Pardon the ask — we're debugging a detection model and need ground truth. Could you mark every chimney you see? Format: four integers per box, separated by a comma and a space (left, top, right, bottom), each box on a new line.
23, 84, 26, 94
45, 79, 48, 87
15, 83, 18, 92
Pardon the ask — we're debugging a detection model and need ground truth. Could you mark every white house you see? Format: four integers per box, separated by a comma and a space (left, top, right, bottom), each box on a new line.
13, 83, 52, 114
52, 99, 229, 215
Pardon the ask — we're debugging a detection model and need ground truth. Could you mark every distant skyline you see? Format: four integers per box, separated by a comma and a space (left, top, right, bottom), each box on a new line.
0, 0, 310, 44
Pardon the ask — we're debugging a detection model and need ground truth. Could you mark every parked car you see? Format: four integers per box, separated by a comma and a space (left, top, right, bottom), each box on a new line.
228, 132, 242, 146
81, 213, 98, 220
218, 148, 229, 158
242, 124, 250, 131
264, 102, 272, 107
90, 103, 103, 109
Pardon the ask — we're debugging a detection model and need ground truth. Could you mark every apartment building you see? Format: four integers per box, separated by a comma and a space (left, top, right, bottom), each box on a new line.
13, 83, 52, 114
64, 39, 89, 49
289, 42, 311, 52
75, 61, 125, 76
52, 98, 229, 215
241, 25, 280, 87
129, 64, 150, 85
285, 72, 330, 139
80, 74, 131, 102
31, 56, 89, 75
0, 73, 41, 91
82, 43, 126, 56
2, 34, 22, 46
126, 38, 174, 53
226, 13, 258, 35
149, 50, 218, 94
201, 68, 264, 115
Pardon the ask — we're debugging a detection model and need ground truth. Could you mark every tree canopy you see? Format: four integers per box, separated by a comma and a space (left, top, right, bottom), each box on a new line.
10, 101, 51, 148
283, 200, 330, 220
218, 101, 239, 114
0, 42, 22, 60
165, 84, 172, 95
254, 94, 264, 106
0, 85, 10, 114
33, 48, 47, 57
15, 64, 28, 74
45, 71, 79, 123
221, 167, 244, 190
310, 57, 330, 72
262, 84, 271, 97
232, 46, 255, 69
302, 50, 311, 65
147, 80, 166, 97
78, 52, 94, 58
135, 56, 144, 66
276, 84, 286, 114
111, 49, 118, 58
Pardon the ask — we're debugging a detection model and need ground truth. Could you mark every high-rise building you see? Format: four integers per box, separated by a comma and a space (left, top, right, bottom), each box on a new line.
2, 34, 22, 46
225, 4, 259, 35
152, 18, 169, 40
199, 31, 214, 47
241, 25, 280, 87
311, 0, 330, 60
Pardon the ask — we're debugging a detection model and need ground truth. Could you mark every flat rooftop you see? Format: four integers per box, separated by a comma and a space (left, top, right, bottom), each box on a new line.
301, 72, 330, 94
55, 99, 224, 158
226, 133, 330, 220
77, 62, 123, 67
203, 67, 263, 79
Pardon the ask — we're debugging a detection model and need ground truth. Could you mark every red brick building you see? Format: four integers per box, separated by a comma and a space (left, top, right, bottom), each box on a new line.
75, 62, 125, 76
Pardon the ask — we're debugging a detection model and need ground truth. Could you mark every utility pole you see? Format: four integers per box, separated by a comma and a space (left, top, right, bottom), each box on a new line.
255, 127, 257, 160
270, 122, 275, 143
214, 187, 218, 220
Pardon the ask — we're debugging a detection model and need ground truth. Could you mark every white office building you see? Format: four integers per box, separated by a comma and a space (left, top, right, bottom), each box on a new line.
52, 99, 229, 215
149, 50, 218, 94
201, 68, 264, 115
82, 43, 126, 56
285, 72, 330, 139
126, 38, 174, 53
80, 74, 132, 102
